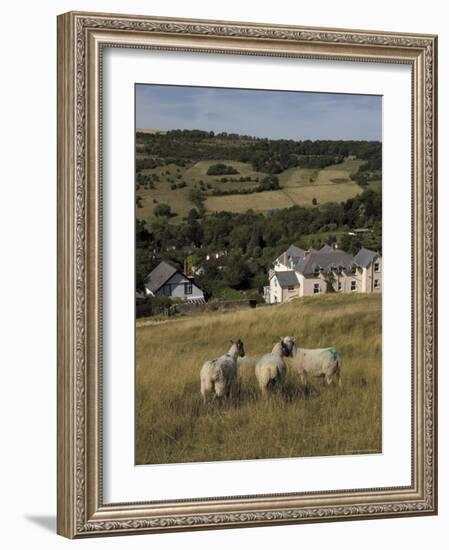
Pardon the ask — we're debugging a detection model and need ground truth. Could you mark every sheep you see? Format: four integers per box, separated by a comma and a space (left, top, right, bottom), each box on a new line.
200, 339, 245, 403
283, 336, 342, 387
255, 338, 291, 396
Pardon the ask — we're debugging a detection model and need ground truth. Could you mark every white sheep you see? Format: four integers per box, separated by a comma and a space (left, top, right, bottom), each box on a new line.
200, 339, 245, 403
283, 336, 342, 387
255, 339, 291, 396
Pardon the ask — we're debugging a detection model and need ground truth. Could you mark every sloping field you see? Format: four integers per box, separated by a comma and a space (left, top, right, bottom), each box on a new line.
184, 160, 266, 181
136, 293, 382, 465
204, 180, 361, 212
137, 158, 367, 222
314, 159, 364, 185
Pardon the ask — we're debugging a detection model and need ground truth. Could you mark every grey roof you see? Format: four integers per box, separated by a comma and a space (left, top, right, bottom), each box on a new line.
276, 244, 306, 266
144, 261, 177, 293
286, 244, 306, 259
295, 249, 355, 276
354, 247, 379, 268
275, 271, 299, 288
320, 244, 334, 252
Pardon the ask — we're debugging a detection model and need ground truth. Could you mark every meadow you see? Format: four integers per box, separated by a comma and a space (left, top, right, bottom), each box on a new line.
136, 293, 382, 465
137, 156, 365, 223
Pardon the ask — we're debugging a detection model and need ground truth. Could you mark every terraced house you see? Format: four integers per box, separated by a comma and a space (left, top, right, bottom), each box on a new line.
264, 244, 382, 303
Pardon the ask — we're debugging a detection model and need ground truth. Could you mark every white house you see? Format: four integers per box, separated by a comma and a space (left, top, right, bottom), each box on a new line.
264, 244, 382, 303
144, 261, 205, 303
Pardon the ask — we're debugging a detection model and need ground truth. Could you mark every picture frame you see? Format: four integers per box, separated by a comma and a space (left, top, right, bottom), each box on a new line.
57, 11, 438, 538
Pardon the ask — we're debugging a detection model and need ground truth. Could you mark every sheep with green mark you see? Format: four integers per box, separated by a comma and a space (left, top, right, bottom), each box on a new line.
283, 336, 342, 387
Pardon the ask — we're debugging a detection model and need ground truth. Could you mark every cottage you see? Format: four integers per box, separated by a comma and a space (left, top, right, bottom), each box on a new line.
144, 261, 205, 303
264, 244, 382, 303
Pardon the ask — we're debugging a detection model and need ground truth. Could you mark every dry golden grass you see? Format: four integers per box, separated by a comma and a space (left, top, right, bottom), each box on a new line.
315, 159, 364, 185
205, 190, 295, 213
278, 167, 320, 187
204, 181, 361, 211
284, 183, 361, 205
136, 293, 382, 465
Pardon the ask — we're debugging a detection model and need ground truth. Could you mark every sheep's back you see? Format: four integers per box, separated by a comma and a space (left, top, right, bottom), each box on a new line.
292, 348, 338, 375
255, 353, 286, 380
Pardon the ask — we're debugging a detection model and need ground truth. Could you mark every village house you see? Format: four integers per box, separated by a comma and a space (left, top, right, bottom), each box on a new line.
264, 244, 382, 303
144, 261, 205, 303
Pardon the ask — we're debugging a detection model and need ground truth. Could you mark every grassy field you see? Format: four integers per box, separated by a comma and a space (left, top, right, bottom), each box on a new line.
136, 157, 366, 223
205, 181, 361, 212
184, 159, 266, 182
136, 293, 382, 465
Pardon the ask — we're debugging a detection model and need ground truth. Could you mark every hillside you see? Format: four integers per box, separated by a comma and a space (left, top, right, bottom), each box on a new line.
135, 130, 381, 224
136, 293, 382, 465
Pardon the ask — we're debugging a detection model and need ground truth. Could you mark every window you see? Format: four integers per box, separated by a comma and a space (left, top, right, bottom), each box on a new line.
350, 280, 357, 291
351, 265, 357, 274
374, 262, 380, 272
374, 279, 380, 289
313, 283, 320, 294
163, 284, 172, 296
337, 281, 342, 291
185, 283, 193, 295
287, 286, 295, 291
314, 267, 320, 275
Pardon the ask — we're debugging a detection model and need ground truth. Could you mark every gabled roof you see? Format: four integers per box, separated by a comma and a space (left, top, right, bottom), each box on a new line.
296, 249, 355, 276
276, 244, 306, 266
275, 271, 299, 288
144, 261, 178, 293
320, 244, 334, 252
354, 247, 379, 268
286, 244, 306, 259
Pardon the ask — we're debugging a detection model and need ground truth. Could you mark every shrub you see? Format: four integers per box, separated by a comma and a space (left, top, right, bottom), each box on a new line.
206, 163, 240, 176
154, 203, 173, 217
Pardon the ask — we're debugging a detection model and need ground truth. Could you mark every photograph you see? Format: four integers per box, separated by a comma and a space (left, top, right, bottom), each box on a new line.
134, 84, 383, 465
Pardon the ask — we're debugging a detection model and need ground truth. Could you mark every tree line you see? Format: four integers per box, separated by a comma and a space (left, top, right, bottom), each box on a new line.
136, 131, 381, 175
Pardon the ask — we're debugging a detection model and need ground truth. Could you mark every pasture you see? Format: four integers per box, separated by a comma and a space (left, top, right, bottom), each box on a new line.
136, 157, 366, 223
204, 181, 361, 213
136, 293, 382, 465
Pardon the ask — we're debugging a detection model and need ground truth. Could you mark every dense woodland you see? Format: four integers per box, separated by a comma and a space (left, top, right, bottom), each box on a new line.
136, 130, 382, 303
137, 129, 381, 176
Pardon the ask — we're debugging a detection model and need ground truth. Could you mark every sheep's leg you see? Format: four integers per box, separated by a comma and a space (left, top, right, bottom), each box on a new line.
324, 373, 333, 386
299, 369, 308, 387
201, 387, 212, 404
201, 378, 213, 404
214, 380, 226, 400
336, 369, 342, 387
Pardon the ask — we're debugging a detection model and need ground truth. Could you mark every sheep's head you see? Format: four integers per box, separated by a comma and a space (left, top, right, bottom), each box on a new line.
231, 338, 245, 358
281, 336, 296, 357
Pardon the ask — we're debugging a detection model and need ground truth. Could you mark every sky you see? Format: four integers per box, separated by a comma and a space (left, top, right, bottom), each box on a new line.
136, 84, 382, 141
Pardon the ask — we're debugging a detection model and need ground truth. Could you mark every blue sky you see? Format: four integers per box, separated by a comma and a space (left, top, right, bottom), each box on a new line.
136, 84, 382, 141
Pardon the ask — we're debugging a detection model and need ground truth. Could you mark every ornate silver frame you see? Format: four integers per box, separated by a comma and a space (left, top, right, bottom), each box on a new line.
57, 11, 438, 538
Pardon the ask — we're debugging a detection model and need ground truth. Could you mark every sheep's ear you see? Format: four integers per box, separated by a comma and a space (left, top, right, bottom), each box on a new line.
279, 337, 283, 342
291, 338, 296, 343
230, 339, 234, 344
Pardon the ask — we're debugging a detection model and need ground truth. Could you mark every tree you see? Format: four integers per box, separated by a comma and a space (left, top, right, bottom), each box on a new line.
224, 256, 252, 289
259, 175, 280, 191
187, 208, 200, 223
154, 203, 173, 217
206, 163, 239, 175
